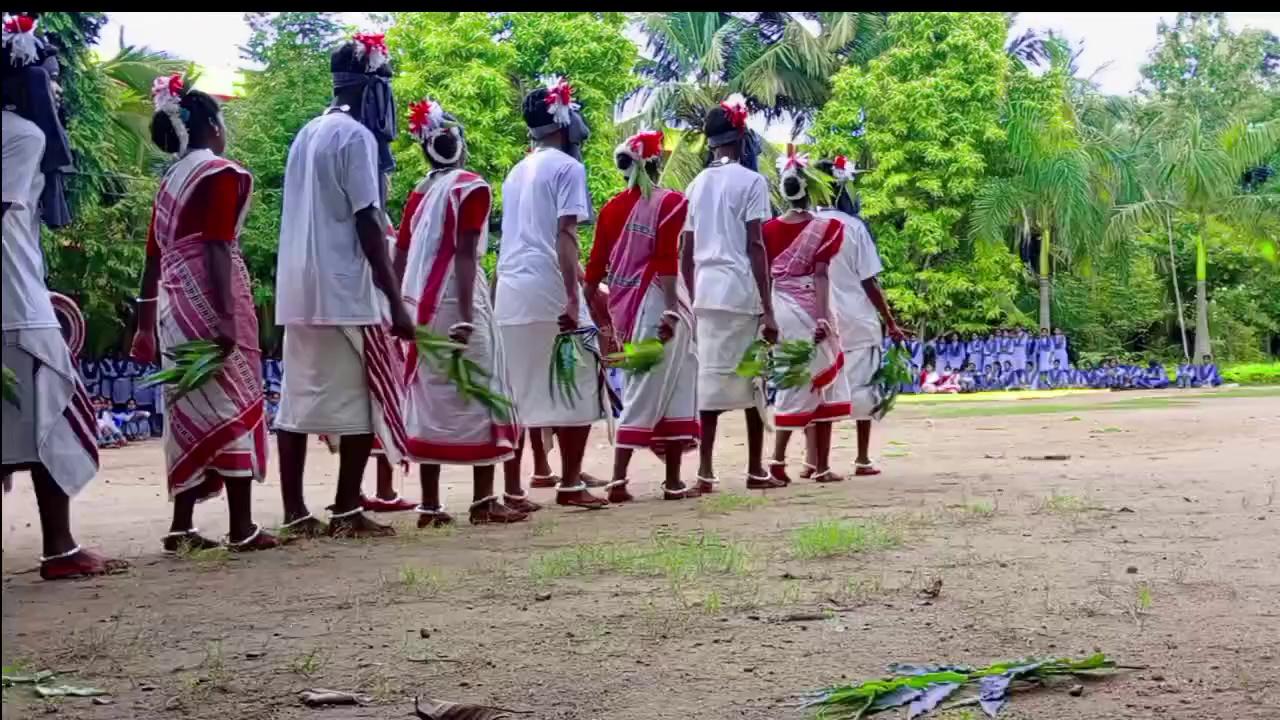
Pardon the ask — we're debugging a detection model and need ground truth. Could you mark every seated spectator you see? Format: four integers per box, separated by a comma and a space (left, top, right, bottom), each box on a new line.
1176, 361, 1196, 388
1138, 361, 1170, 389
95, 397, 126, 448
1049, 359, 1070, 389
1197, 355, 1223, 387
922, 364, 960, 394
112, 399, 152, 441
265, 390, 281, 431
958, 363, 978, 393
1024, 361, 1040, 390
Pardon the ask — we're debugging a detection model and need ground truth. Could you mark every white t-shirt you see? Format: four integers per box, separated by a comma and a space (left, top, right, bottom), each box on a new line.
816, 208, 885, 350
274, 111, 385, 326
494, 147, 592, 327
2, 111, 58, 332
682, 161, 771, 314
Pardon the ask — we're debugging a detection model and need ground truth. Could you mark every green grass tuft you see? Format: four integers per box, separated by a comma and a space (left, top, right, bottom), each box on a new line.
698, 492, 769, 515
528, 531, 752, 583
1221, 361, 1280, 386
789, 518, 903, 559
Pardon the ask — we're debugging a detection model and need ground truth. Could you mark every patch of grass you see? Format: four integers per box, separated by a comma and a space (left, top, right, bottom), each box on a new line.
1065, 415, 1082, 421
789, 518, 903, 560
928, 395, 1196, 419
1033, 492, 1096, 515
177, 544, 232, 569
528, 531, 752, 584
698, 492, 768, 515
288, 648, 328, 678
391, 565, 447, 595
1136, 583, 1153, 612
827, 575, 887, 606
529, 515, 559, 537
1199, 385, 1280, 399
951, 500, 997, 522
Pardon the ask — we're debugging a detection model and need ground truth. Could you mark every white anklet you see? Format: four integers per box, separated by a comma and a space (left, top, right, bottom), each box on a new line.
696, 474, 719, 485
504, 490, 528, 500
40, 545, 83, 563
227, 525, 262, 547
604, 478, 628, 490
768, 459, 786, 467
415, 504, 446, 515
163, 528, 199, 539
556, 482, 587, 493
530, 473, 555, 481
282, 514, 317, 529
802, 462, 816, 470
329, 507, 363, 520
747, 471, 771, 481
469, 495, 498, 509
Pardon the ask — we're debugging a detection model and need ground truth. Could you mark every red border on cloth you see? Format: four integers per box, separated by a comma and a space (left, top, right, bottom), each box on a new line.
405, 422, 518, 464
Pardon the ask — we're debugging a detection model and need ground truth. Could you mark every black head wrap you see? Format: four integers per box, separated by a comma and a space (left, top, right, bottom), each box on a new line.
4, 49, 73, 227
331, 44, 396, 177
523, 87, 590, 163
700, 105, 762, 173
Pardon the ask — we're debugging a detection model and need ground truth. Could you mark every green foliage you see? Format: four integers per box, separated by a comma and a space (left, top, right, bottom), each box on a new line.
812, 13, 1019, 334
1221, 362, 1280, 385
387, 12, 637, 223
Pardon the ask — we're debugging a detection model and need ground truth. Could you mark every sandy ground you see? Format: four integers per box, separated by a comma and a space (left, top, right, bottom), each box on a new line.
3, 387, 1279, 720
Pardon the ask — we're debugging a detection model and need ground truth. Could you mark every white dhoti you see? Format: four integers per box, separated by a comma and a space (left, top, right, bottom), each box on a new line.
2, 329, 99, 497
276, 324, 406, 464
500, 322, 606, 428
771, 294, 851, 430
404, 287, 518, 465
843, 345, 882, 421
615, 286, 698, 454
694, 309, 763, 412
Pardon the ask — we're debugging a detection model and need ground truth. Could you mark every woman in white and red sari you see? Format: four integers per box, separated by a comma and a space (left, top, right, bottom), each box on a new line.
765, 147, 851, 485
394, 99, 535, 526
584, 131, 700, 502
131, 78, 277, 552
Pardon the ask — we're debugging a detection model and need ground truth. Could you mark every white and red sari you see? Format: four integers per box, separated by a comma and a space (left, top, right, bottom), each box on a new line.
398, 169, 517, 465
769, 217, 851, 429
590, 187, 698, 455
149, 150, 267, 501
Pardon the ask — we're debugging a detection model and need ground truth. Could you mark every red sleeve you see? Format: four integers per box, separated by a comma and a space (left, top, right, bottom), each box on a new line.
458, 185, 491, 234
814, 219, 843, 264
762, 218, 785, 263
396, 191, 424, 251
585, 194, 624, 285
192, 170, 242, 242
652, 192, 686, 277
145, 202, 159, 257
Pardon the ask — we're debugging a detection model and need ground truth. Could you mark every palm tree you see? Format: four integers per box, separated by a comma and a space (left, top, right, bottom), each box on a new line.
94, 43, 192, 173
969, 44, 1122, 330
626, 12, 887, 191
1107, 110, 1280, 358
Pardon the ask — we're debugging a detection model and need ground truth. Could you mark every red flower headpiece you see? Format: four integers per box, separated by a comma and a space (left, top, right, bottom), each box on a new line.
777, 143, 812, 201
2, 13, 39, 67
624, 130, 664, 161
831, 154, 857, 183
719, 93, 748, 130
151, 73, 190, 155
352, 32, 388, 72
407, 97, 463, 164
542, 76, 576, 127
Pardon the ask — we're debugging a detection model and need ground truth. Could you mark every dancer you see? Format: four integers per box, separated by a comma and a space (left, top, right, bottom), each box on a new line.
273, 35, 414, 538
2, 18, 128, 578
584, 130, 700, 502
395, 97, 535, 525
130, 77, 278, 552
681, 94, 781, 491
764, 148, 850, 485
810, 156, 904, 477
493, 78, 608, 509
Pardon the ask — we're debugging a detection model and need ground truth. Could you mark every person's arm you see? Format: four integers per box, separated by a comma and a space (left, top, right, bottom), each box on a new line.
450, 186, 491, 344
679, 230, 695, 301
583, 198, 615, 320
555, 216, 583, 332
860, 277, 902, 341
813, 259, 832, 343
744, 218, 776, 342
394, 191, 425, 286
345, 131, 414, 338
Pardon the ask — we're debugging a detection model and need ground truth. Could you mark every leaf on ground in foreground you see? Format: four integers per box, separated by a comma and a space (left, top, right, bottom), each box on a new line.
869, 685, 923, 711
977, 673, 1012, 717
414, 696, 533, 719
908, 682, 960, 718
298, 689, 370, 706
2, 670, 55, 686
34, 684, 107, 697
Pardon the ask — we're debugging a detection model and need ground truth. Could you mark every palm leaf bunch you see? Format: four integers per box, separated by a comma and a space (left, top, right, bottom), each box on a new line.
2, 365, 19, 408
141, 339, 226, 402
804, 653, 1117, 719
607, 338, 665, 376
414, 328, 513, 422
734, 339, 815, 390
548, 331, 592, 407
870, 343, 913, 419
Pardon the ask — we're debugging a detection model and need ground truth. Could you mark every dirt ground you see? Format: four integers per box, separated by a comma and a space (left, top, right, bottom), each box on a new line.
3, 387, 1278, 720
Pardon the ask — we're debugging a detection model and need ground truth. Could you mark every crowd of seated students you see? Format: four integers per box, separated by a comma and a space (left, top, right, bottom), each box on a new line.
882, 328, 1225, 394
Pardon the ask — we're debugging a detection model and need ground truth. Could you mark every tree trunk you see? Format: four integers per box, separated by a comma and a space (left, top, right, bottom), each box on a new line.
1165, 211, 1189, 361
1038, 226, 1051, 330
1192, 223, 1212, 360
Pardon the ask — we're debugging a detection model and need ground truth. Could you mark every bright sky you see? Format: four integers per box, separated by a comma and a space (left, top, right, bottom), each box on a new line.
98, 11, 1280, 142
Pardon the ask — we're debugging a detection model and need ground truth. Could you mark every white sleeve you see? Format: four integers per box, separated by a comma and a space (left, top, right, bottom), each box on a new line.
555, 161, 590, 222
340, 128, 381, 215
742, 173, 771, 223
2, 129, 42, 208
852, 220, 883, 282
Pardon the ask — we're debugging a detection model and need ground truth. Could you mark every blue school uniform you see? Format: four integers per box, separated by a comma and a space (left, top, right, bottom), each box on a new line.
1145, 366, 1170, 389
1010, 332, 1029, 370
1198, 363, 1223, 387
966, 339, 983, 371
1175, 363, 1193, 388
1035, 336, 1054, 371
79, 358, 101, 399
1052, 334, 1069, 368
981, 336, 997, 372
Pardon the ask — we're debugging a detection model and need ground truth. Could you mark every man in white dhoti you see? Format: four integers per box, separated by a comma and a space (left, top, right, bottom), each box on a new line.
394, 97, 537, 525
273, 36, 416, 538
493, 79, 609, 509
809, 157, 904, 477
2, 21, 127, 579
681, 95, 782, 491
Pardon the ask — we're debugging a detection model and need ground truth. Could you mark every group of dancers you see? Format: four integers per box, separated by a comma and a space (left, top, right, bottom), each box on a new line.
3, 26, 907, 577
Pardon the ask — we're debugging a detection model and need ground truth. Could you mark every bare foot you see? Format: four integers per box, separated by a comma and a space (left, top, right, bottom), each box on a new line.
226, 526, 282, 552
40, 548, 130, 581
663, 481, 702, 500
555, 487, 609, 509
469, 499, 529, 525
606, 481, 634, 504
327, 511, 396, 539
746, 473, 788, 490
504, 493, 542, 513
162, 530, 221, 554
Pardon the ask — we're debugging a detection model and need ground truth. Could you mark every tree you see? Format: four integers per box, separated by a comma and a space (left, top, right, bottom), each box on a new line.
1107, 111, 1280, 359
386, 12, 638, 218
811, 12, 1021, 333
630, 12, 887, 192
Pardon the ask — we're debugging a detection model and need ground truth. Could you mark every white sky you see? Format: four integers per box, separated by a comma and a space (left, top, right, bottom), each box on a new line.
98, 12, 1280, 142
